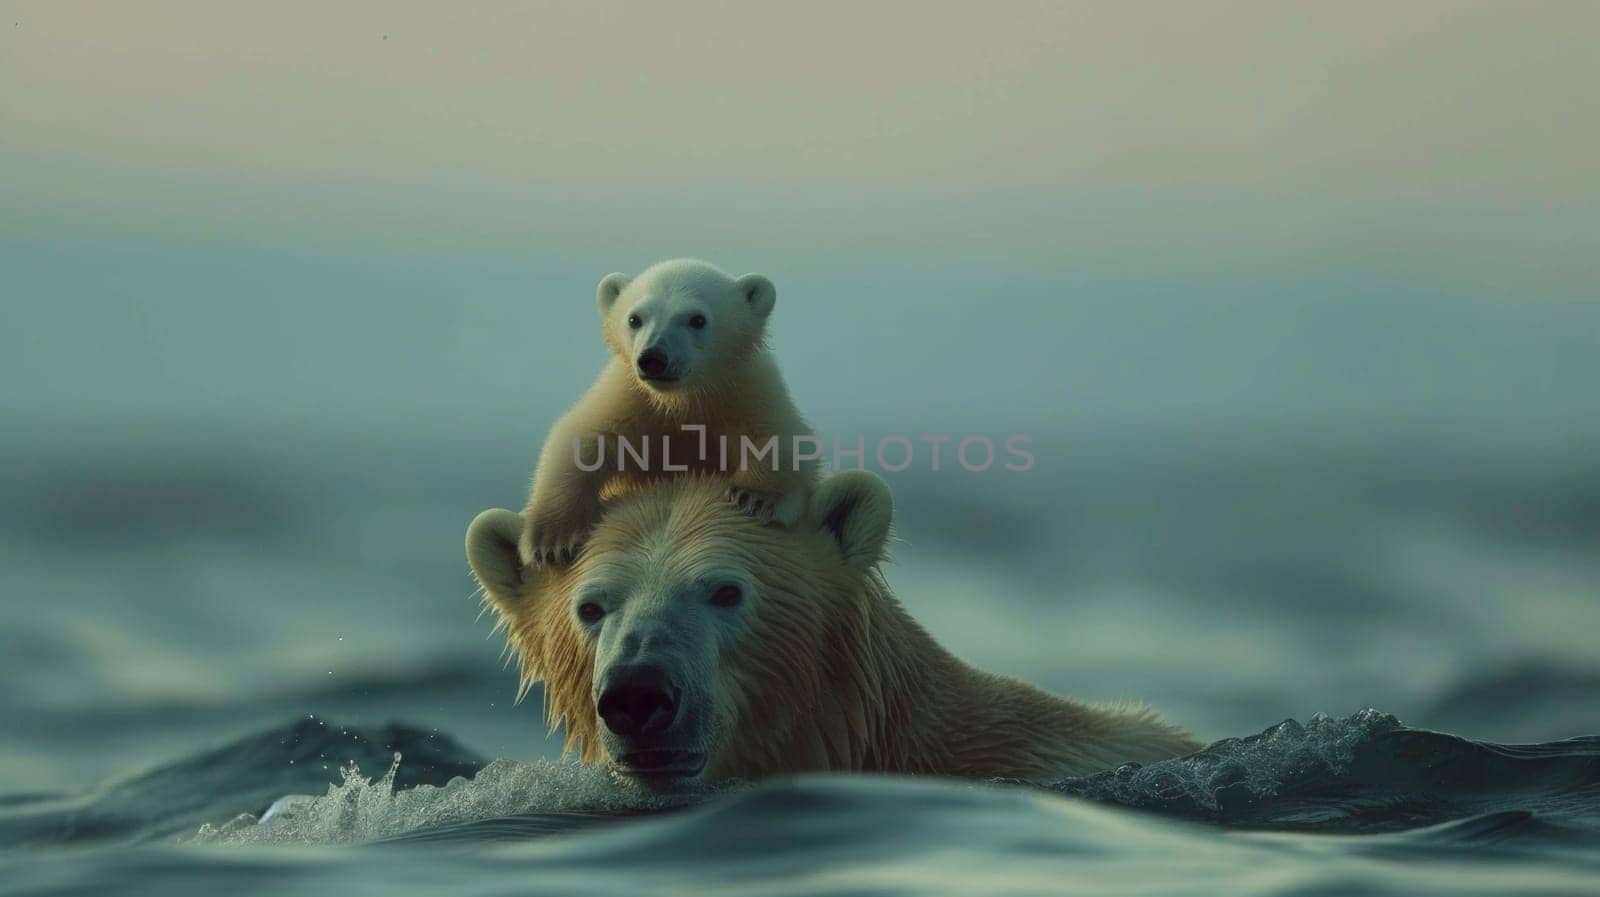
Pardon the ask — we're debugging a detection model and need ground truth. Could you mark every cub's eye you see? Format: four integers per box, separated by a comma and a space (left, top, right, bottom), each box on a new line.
688, 314, 707, 330
710, 584, 743, 608
577, 602, 605, 623
626, 314, 642, 330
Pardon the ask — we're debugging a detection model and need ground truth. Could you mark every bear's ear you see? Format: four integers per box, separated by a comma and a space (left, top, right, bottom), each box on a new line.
596, 272, 630, 315
466, 508, 525, 612
735, 273, 776, 319
813, 471, 893, 571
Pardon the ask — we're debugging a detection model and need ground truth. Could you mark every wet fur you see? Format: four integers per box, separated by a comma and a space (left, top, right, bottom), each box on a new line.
471, 475, 1200, 782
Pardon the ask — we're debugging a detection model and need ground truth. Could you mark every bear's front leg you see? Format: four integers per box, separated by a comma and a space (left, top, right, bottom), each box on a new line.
520, 427, 609, 567
521, 491, 603, 567
725, 453, 814, 527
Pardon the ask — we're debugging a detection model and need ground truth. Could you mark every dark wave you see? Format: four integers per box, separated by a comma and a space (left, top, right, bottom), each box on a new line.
4, 712, 1600, 897
1045, 710, 1600, 836
0, 719, 484, 848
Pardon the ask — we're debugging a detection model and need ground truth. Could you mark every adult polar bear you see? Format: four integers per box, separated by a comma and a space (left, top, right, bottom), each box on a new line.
468, 471, 1199, 782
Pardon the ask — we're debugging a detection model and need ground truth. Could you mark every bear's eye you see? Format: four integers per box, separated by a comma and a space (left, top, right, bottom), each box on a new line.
577, 602, 605, 624
709, 584, 743, 608
688, 313, 707, 330
626, 314, 642, 330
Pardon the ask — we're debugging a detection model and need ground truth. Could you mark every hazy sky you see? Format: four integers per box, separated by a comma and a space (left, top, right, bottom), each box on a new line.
5, 1, 1596, 195
2, 2, 1596, 435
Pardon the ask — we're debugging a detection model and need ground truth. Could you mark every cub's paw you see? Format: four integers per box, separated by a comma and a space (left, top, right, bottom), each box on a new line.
519, 515, 593, 568
727, 486, 781, 524
521, 530, 588, 568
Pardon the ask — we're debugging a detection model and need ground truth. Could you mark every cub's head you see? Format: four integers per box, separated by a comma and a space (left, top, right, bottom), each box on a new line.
466, 472, 892, 784
596, 259, 776, 393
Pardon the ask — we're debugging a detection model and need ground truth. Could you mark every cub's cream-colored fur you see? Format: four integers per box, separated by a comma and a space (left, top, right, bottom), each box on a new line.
520, 259, 815, 567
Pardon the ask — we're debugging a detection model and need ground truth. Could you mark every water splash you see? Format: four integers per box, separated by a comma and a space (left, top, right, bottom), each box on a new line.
191, 753, 726, 846
1044, 708, 1600, 835
185, 709, 1600, 846
1049, 708, 1404, 817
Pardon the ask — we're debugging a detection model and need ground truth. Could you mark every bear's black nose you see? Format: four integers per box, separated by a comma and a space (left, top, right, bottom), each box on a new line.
598, 668, 678, 737
636, 349, 671, 380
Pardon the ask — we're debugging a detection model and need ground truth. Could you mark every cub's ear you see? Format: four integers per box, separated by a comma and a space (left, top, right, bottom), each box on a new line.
466, 508, 525, 612
596, 272, 630, 315
813, 471, 893, 570
735, 273, 776, 319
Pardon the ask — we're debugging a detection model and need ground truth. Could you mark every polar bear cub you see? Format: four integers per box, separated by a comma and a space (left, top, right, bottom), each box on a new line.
520, 259, 817, 566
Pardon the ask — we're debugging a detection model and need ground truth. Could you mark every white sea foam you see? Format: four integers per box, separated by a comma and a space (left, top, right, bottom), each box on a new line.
189, 755, 724, 846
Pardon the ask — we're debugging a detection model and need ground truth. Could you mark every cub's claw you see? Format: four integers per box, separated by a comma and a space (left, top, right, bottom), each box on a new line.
527, 537, 585, 568
521, 524, 589, 569
727, 487, 779, 524
521, 497, 602, 568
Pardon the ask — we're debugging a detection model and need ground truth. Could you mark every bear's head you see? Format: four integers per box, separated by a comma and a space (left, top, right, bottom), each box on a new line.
466, 471, 893, 784
596, 259, 776, 395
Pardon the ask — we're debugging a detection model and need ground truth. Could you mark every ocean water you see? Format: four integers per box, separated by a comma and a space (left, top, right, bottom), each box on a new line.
2, 413, 1598, 895
3, 712, 1598, 895
4, 5, 1598, 889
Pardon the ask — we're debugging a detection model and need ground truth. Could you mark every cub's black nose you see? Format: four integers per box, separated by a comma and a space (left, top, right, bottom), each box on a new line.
636, 349, 671, 379
598, 668, 678, 737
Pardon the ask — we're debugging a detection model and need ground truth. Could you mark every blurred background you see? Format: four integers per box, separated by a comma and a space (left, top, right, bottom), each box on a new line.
2, 2, 1597, 791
